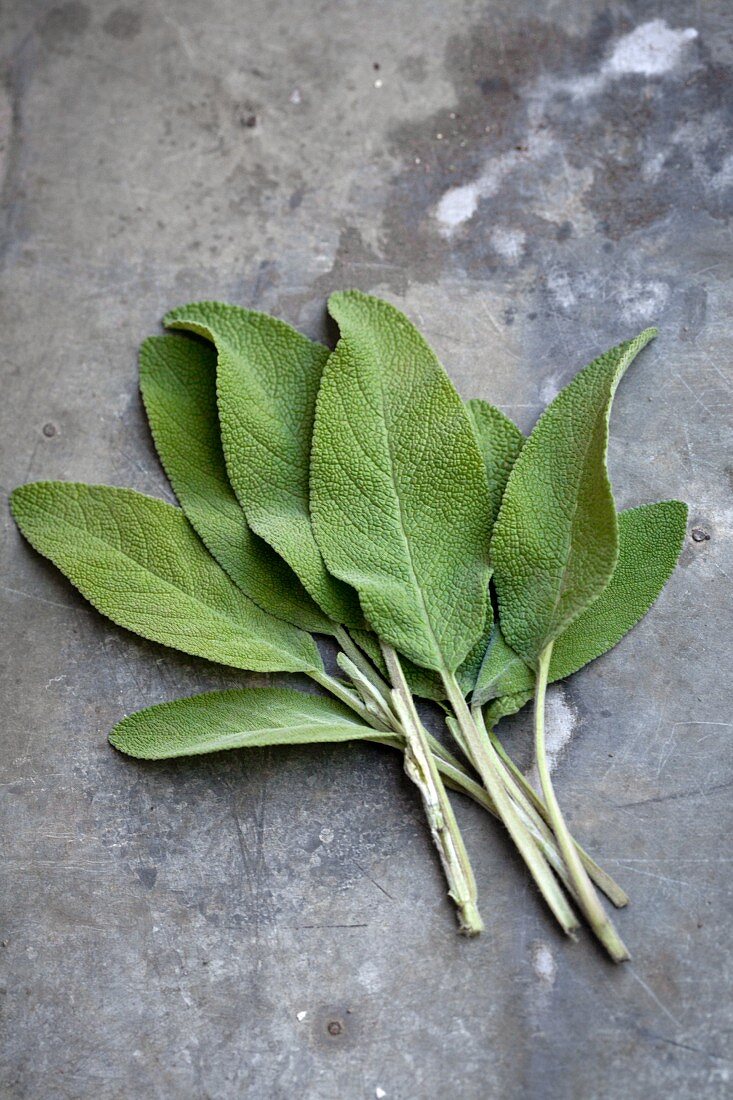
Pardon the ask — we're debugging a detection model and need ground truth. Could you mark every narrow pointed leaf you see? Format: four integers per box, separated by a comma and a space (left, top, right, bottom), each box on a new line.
139, 334, 333, 635
110, 687, 394, 759
10, 482, 323, 674
164, 301, 362, 626
311, 291, 492, 675
491, 329, 657, 665
475, 501, 688, 706
465, 399, 524, 526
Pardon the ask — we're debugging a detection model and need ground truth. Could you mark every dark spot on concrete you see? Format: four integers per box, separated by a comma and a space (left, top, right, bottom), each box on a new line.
373, 62, 380, 71
326, 1020, 342, 1036
241, 114, 257, 128
42, 422, 57, 438
556, 220, 573, 241
289, 186, 305, 210
37, 2, 90, 45
136, 866, 157, 888
691, 527, 710, 542
102, 7, 142, 41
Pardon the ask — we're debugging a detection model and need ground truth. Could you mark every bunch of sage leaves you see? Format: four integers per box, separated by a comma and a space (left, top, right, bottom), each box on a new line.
11, 292, 687, 960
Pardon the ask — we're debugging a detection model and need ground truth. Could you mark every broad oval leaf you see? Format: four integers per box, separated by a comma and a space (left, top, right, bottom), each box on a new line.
10, 482, 323, 674
465, 399, 524, 526
475, 500, 688, 707
164, 301, 362, 627
491, 329, 657, 665
139, 333, 333, 635
110, 687, 392, 759
311, 291, 492, 675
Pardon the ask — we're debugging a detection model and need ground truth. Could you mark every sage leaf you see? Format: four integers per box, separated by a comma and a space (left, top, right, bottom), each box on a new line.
164, 302, 362, 627
311, 291, 492, 675
110, 687, 391, 759
139, 334, 333, 635
10, 482, 323, 674
475, 500, 688, 706
465, 399, 524, 526
491, 329, 657, 666
351, 605, 493, 703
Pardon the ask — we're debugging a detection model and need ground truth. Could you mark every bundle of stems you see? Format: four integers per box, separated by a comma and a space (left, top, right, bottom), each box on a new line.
11, 291, 687, 961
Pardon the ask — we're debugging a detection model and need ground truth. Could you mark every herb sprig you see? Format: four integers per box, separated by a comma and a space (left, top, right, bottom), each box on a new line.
10, 291, 687, 958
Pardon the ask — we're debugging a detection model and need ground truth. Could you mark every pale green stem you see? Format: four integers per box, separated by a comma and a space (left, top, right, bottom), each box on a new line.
381, 643, 483, 936
534, 643, 630, 962
489, 726, 629, 908
337, 653, 399, 731
316, 661, 610, 914
445, 713, 472, 761
442, 670, 580, 936
309, 669, 390, 731
334, 627, 393, 703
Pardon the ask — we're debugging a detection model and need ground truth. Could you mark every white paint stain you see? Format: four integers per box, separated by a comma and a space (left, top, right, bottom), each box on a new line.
528, 685, 578, 790
435, 181, 480, 232
296, 1010, 307, 1021
491, 226, 526, 262
618, 279, 669, 324
531, 940, 557, 986
435, 20, 698, 236
375, 1089, 387, 1099
435, 132, 552, 235
539, 373, 564, 405
603, 20, 698, 77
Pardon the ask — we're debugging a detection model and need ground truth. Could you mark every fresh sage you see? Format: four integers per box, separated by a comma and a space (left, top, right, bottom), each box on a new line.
10, 293, 687, 961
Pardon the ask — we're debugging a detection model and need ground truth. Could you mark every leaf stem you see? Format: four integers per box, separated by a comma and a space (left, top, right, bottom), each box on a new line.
441, 670, 579, 935
381, 643, 483, 936
309, 669, 390, 731
488, 726, 629, 908
534, 643, 630, 962
334, 627, 393, 702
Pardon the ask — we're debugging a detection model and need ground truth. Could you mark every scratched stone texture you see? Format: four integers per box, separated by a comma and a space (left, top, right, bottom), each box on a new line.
1, 1, 731, 1097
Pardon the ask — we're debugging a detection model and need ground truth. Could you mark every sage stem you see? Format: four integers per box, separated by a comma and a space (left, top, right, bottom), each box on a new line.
381, 643, 483, 936
441, 671, 579, 936
534, 643, 629, 962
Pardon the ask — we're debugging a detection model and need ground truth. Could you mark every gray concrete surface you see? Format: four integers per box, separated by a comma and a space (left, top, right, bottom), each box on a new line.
1, 1, 731, 1096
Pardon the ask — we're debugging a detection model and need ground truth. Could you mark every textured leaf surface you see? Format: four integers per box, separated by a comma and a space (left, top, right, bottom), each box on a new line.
139, 334, 332, 635
475, 501, 688, 706
164, 301, 361, 626
10, 482, 322, 674
110, 687, 382, 759
491, 329, 656, 665
311, 291, 492, 674
352, 602, 492, 703
465, 399, 524, 527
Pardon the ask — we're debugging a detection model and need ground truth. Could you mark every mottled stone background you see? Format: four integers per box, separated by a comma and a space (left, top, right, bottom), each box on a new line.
1, 2, 731, 1097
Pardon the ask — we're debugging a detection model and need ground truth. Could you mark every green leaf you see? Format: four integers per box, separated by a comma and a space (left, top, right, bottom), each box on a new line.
491, 329, 657, 666
352, 601, 493, 703
164, 301, 362, 627
10, 482, 323, 674
475, 501, 688, 707
311, 291, 492, 676
110, 687, 390, 759
465, 399, 524, 526
139, 333, 333, 635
